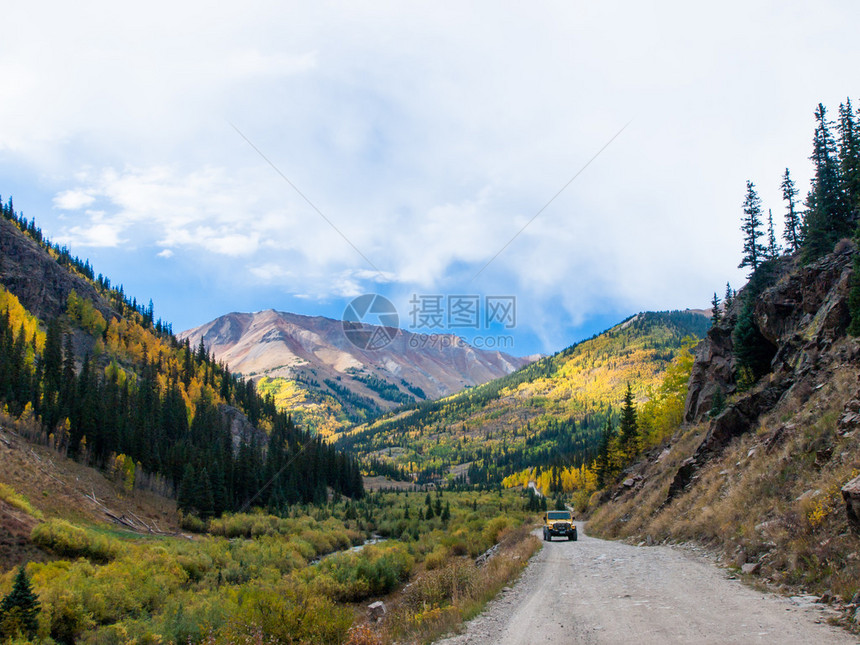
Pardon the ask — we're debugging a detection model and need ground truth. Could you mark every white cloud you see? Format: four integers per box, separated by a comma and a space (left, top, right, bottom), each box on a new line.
60, 223, 123, 247
53, 190, 94, 210
1, 0, 858, 350
157, 249, 173, 258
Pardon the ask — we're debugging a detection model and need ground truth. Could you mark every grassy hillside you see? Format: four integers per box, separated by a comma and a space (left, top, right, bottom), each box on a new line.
0, 196, 363, 519
335, 311, 709, 485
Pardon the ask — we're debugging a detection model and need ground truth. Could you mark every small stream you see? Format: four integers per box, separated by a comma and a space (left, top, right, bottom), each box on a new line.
310, 534, 386, 565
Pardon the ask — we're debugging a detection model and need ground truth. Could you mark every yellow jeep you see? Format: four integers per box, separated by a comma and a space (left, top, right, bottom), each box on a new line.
542, 509, 577, 541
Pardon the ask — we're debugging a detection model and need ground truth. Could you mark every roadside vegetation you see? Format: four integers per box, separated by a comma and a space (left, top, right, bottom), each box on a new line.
0, 488, 539, 644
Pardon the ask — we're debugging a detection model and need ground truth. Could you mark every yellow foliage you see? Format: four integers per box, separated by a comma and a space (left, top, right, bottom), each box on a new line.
108, 454, 136, 492
66, 290, 107, 336
256, 377, 349, 437
0, 483, 44, 519
0, 285, 45, 353
637, 339, 696, 449
503, 464, 597, 497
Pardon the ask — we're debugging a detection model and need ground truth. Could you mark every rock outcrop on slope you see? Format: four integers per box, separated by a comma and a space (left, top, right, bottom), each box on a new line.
590, 245, 860, 623
0, 217, 113, 321
685, 247, 853, 426
673, 247, 856, 498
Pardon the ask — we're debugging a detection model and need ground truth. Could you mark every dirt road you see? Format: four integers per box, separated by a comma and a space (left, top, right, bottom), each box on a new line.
437, 523, 858, 645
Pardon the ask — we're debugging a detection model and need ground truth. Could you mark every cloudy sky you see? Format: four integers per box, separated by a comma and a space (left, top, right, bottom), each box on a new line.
1, 1, 858, 355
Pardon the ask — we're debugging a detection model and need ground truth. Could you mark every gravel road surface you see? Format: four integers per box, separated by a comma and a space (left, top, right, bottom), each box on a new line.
436, 523, 858, 645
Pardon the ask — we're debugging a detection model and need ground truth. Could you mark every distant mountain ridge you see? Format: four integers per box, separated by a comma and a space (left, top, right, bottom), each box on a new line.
335, 310, 711, 484
180, 309, 533, 434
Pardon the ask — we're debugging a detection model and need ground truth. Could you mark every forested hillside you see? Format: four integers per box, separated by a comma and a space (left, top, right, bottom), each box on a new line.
335, 311, 709, 487
0, 199, 363, 517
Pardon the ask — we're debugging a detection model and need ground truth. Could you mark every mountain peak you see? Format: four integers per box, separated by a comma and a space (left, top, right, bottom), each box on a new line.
180, 309, 534, 432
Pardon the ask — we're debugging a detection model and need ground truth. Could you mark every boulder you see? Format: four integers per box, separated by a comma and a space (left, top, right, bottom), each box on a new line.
667, 458, 697, 501
475, 543, 500, 566
367, 601, 386, 621
842, 474, 860, 531
741, 562, 761, 575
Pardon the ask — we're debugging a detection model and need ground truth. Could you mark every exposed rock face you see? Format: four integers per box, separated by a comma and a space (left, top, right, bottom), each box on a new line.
673, 248, 854, 501
685, 249, 852, 426
0, 218, 113, 321
684, 324, 736, 423
220, 405, 268, 452
843, 474, 860, 531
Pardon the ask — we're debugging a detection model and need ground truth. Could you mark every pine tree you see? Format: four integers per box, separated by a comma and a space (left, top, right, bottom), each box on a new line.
619, 383, 639, 457
724, 283, 733, 311
837, 98, 860, 218
711, 292, 722, 325
781, 168, 802, 251
0, 565, 40, 639
766, 209, 780, 260
739, 181, 766, 277
803, 103, 852, 262
177, 463, 196, 514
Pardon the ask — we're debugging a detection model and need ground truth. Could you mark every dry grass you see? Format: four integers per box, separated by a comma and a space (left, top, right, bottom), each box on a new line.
378, 524, 541, 644
0, 413, 178, 533
588, 346, 860, 606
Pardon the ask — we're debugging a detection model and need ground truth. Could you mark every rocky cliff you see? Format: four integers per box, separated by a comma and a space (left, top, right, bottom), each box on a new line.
0, 217, 113, 321
675, 246, 855, 495
589, 246, 860, 623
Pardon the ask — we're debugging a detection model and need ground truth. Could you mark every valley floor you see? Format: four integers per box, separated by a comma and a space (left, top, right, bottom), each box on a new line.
435, 523, 856, 645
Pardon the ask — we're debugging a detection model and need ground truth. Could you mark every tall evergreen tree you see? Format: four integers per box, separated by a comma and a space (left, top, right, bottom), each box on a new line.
594, 417, 614, 489
781, 168, 802, 251
0, 565, 40, 639
837, 98, 860, 218
711, 293, 721, 325
803, 103, 851, 262
724, 282, 734, 310
618, 382, 639, 457
739, 181, 766, 277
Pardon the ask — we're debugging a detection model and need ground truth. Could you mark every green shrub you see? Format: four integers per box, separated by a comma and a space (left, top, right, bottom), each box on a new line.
309, 543, 413, 602
0, 484, 44, 519
179, 513, 207, 533
481, 516, 511, 549
31, 520, 122, 563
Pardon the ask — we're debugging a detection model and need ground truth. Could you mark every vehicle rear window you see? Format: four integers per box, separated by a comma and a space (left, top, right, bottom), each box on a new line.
547, 511, 571, 520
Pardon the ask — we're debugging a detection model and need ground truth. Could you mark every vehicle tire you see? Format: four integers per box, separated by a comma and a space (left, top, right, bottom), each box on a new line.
570, 532, 578, 542
542, 529, 548, 541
